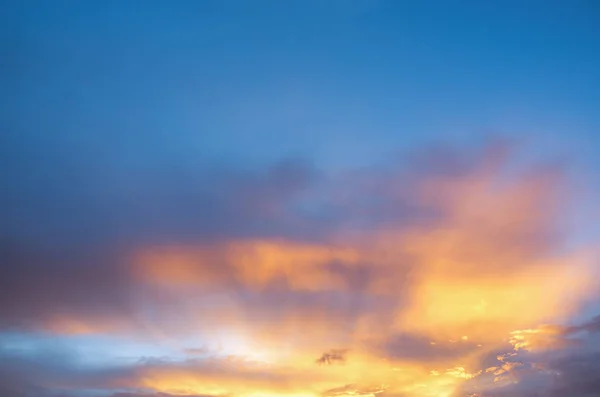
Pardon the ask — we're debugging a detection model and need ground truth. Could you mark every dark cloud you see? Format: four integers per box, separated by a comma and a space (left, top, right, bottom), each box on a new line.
2, 152, 321, 247
0, 240, 135, 332
565, 315, 600, 335
547, 352, 600, 397
316, 349, 348, 366
3, 130, 510, 251
456, 314, 600, 397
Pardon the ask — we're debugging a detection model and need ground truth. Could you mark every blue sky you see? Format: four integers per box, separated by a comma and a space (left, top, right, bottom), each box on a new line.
4, 0, 599, 168
1, 1, 600, 397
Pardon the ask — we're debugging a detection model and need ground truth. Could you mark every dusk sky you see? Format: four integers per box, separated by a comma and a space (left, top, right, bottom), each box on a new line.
2, 1, 600, 397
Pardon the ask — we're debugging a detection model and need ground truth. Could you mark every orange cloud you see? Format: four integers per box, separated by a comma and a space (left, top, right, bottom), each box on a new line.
135, 240, 360, 292
23, 144, 598, 397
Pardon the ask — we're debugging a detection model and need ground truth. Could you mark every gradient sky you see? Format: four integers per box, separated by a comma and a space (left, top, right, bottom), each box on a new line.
2, 1, 600, 397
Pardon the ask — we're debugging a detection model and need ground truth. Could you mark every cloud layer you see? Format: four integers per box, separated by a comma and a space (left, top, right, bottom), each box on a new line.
1, 142, 599, 397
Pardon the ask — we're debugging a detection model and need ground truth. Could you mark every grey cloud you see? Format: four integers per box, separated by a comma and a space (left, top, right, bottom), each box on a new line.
2, 151, 321, 247
383, 332, 480, 363
457, 314, 600, 397
546, 352, 600, 397
0, 240, 136, 331
316, 349, 348, 366
565, 315, 600, 336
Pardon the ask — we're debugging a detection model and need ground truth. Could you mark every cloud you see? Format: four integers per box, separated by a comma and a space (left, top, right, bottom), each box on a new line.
106, 393, 216, 397
0, 157, 324, 334
0, 141, 598, 397
454, 315, 600, 397
322, 383, 387, 396
546, 352, 600, 397
3, 134, 321, 244
316, 349, 349, 366
0, 241, 136, 333
565, 315, 600, 335
382, 332, 480, 364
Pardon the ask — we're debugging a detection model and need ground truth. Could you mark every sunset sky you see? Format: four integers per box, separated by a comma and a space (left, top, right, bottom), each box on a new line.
2, 1, 600, 397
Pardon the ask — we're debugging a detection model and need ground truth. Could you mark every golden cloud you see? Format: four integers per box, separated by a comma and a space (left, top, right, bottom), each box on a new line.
38, 146, 599, 397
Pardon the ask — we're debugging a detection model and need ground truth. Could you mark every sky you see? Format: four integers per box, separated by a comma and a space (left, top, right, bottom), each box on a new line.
1, 1, 600, 397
